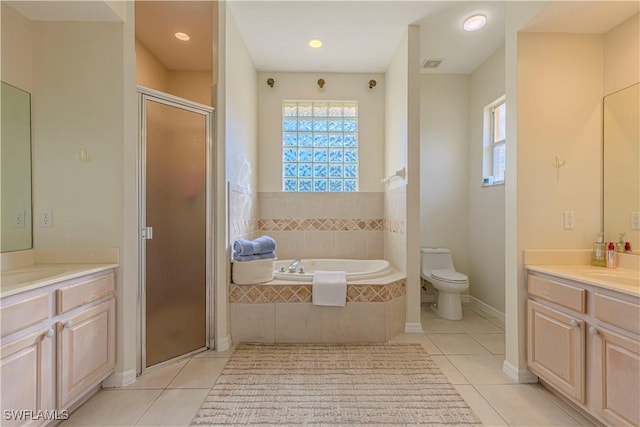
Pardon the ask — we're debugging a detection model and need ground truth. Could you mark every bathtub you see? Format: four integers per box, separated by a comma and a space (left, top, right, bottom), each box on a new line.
274, 259, 393, 281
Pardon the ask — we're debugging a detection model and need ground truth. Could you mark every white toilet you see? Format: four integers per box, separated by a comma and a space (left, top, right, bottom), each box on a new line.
420, 247, 469, 320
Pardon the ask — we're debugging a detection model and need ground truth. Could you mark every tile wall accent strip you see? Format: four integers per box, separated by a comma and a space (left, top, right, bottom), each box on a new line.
258, 218, 384, 232
229, 279, 406, 304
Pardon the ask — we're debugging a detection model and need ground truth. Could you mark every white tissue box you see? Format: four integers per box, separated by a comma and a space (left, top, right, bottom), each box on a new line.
232, 258, 275, 285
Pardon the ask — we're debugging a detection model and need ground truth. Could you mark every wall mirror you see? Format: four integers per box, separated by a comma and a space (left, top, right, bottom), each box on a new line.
1, 81, 33, 252
603, 82, 639, 253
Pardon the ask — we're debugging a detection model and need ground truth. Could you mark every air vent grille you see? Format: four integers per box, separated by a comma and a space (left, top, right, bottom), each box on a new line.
422, 58, 443, 69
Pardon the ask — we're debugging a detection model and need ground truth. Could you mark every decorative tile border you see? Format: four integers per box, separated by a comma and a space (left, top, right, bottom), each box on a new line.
258, 218, 384, 232
229, 278, 405, 304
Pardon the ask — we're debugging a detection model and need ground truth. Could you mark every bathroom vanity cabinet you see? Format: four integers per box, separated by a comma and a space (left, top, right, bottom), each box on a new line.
0, 270, 115, 425
526, 269, 640, 427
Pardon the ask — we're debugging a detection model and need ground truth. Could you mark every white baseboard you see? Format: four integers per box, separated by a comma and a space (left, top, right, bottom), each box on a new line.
216, 335, 232, 352
103, 369, 137, 388
502, 360, 538, 383
404, 322, 424, 333
469, 296, 505, 322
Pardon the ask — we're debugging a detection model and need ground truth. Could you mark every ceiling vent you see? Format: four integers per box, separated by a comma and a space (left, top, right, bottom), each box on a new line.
422, 58, 443, 69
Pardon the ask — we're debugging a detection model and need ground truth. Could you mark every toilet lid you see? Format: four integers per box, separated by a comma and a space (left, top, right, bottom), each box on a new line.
431, 269, 468, 283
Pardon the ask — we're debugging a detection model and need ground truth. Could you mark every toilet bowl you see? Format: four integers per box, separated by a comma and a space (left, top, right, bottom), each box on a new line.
420, 247, 469, 320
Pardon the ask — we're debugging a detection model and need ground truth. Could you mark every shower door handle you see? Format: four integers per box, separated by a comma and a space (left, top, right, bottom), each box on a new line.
142, 226, 153, 240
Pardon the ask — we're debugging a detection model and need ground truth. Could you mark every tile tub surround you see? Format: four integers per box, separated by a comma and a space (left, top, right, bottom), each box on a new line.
257, 192, 384, 260
229, 276, 406, 343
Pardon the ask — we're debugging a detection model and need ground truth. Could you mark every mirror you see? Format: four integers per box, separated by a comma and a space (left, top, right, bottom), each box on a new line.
603, 82, 639, 253
1, 81, 33, 252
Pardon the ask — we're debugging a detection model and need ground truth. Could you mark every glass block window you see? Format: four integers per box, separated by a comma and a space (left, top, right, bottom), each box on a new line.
282, 101, 358, 192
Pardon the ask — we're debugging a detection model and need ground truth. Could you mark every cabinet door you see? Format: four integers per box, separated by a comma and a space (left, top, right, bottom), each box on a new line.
592, 326, 640, 427
1, 329, 54, 426
57, 299, 115, 408
527, 299, 585, 403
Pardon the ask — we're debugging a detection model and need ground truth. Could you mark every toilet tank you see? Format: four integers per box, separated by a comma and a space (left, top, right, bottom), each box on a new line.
420, 247, 455, 277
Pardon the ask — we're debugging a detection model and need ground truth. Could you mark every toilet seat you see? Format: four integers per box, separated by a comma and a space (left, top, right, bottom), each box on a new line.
431, 269, 468, 283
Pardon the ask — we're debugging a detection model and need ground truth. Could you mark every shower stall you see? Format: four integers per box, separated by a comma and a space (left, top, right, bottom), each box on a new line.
137, 87, 214, 371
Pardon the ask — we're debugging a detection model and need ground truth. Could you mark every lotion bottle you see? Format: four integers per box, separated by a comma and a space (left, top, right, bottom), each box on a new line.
606, 242, 617, 269
591, 232, 606, 267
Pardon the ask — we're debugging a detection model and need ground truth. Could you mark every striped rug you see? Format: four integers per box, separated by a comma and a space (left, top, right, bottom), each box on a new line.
191, 343, 482, 426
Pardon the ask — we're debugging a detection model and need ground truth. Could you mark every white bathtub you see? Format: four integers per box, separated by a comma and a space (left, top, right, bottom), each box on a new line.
274, 259, 393, 282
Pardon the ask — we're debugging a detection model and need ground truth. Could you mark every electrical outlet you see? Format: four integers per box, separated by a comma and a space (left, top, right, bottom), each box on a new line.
632, 211, 640, 230
13, 209, 25, 228
564, 211, 575, 230
40, 209, 52, 228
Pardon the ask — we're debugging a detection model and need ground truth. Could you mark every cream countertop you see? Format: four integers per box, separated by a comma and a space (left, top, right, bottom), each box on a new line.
0, 263, 118, 298
526, 264, 639, 298
0, 248, 119, 298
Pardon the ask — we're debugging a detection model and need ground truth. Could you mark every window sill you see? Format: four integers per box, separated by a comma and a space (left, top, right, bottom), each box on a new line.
482, 181, 504, 188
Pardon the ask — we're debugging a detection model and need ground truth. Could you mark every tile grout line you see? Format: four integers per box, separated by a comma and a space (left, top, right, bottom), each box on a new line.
468, 383, 511, 426
132, 355, 195, 427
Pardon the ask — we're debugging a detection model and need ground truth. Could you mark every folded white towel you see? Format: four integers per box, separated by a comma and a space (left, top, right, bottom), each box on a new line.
312, 270, 347, 307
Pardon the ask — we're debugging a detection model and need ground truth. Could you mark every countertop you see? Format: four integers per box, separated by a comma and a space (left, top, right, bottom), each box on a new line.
0, 263, 118, 298
526, 264, 640, 297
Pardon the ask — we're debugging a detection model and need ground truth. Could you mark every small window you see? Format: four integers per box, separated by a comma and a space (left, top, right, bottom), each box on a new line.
483, 96, 506, 186
282, 100, 358, 192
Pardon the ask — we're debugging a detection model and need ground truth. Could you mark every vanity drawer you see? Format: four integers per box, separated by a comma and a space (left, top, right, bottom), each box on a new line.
594, 293, 640, 335
528, 274, 586, 313
56, 273, 114, 314
1, 293, 50, 337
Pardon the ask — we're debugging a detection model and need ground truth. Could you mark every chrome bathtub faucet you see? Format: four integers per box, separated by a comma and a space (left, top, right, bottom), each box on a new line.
287, 259, 301, 273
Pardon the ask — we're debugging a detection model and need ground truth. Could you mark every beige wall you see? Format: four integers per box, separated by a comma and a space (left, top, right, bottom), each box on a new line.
517, 33, 603, 253
384, 26, 421, 331
1, 3, 33, 92
135, 40, 212, 106
420, 74, 470, 283
135, 39, 169, 92
257, 72, 385, 193
384, 31, 408, 275
604, 13, 640, 96
468, 46, 506, 312
31, 22, 126, 251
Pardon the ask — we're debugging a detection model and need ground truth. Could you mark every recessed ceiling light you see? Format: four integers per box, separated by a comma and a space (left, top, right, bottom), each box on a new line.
463, 14, 486, 32
174, 32, 190, 41
308, 39, 322, 49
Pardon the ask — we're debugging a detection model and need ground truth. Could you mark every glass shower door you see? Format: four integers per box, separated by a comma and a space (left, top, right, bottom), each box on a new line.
141, 93, 211, 368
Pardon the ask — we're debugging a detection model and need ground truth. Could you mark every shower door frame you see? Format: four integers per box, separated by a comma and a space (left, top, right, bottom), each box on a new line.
136, 86, 215, 374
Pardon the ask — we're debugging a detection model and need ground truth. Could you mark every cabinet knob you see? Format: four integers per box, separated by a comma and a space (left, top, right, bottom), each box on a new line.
44, 328, 54, 338
588, 326, 599, 335
64, 320, 73, 329
569, 319, 580, 328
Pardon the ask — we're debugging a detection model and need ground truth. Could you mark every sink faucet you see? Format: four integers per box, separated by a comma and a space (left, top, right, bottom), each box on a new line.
287, 259, 301, 273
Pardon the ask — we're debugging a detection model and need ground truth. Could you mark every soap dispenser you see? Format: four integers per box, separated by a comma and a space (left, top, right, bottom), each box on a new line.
616, 233, 627, 253
591, 232, 606, 267
606, 242, 617, 269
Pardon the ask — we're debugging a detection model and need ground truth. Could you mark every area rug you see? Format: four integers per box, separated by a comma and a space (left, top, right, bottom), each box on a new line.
190, 343, 482, 426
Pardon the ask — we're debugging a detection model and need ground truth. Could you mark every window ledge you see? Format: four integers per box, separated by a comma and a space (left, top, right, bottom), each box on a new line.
482, 181, 504, 188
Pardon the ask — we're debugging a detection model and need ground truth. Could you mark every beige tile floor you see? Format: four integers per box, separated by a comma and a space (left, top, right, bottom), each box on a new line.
62, 304, 596, 427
